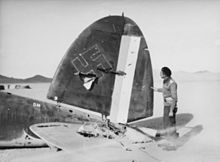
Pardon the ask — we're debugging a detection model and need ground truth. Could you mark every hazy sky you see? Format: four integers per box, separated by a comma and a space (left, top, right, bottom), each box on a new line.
0, 0, 220, 78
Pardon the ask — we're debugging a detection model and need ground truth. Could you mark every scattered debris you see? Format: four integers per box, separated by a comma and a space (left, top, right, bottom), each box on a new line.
77, 121, 126, 139
126, 148, 132, 151
132, 140, 153, 144
37, 124, 60, 128
0, 85, 5, 90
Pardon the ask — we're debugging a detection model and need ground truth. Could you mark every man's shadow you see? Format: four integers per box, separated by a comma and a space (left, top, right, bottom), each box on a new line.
131, 113, 194, 130
130, 113, 203, 151
157, 124, 203, 151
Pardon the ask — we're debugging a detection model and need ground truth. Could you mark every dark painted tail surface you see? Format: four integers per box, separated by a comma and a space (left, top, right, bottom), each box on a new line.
47, 15, 153, 122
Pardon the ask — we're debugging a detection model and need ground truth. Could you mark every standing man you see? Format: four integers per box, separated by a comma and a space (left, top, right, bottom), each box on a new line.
152, 67, 179, 138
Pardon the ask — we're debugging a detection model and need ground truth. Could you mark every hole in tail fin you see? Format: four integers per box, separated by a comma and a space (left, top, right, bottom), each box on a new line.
79, 72, 98, 91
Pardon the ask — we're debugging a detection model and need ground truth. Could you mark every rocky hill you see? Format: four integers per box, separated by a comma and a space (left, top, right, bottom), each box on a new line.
0, 75, 52, 83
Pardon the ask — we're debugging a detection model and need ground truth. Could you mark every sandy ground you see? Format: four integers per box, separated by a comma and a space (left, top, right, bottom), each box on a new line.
1, 81, 220, 162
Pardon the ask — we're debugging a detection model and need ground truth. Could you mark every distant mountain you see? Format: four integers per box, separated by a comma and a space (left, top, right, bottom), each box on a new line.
24, 75, 52, 83
194, 70, 210, 74
0, 74, 52, 83
173, 71, 220, 82
0, 75, 24, 83
153, 70, 220, 82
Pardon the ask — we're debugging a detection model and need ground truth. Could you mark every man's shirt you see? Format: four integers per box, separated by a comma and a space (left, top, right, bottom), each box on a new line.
162, 77, 178, 106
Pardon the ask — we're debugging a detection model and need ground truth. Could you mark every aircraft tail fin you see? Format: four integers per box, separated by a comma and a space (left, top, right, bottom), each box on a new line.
47, 15, 153, 123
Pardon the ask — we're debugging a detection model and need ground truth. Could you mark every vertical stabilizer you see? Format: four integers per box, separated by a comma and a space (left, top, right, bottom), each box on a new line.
47, 16, 153, 123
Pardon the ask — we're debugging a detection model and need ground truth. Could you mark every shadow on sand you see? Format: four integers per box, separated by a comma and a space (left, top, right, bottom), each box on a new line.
131, 113, 194, 130
158, 124, 203, 151
131, 113, 203, 151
